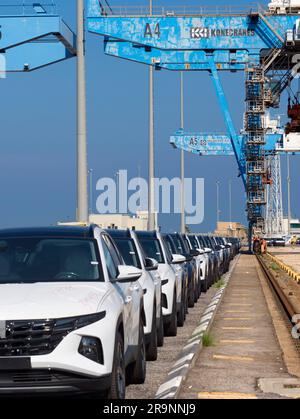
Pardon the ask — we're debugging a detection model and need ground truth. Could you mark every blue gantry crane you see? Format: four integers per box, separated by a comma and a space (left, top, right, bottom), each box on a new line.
0, 2, 76, 72
87, 0, 300, 240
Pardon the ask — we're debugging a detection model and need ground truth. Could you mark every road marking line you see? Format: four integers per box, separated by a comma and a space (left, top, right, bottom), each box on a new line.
220, 339, 255, 344
198, 392, 257, 400
222, 326, 253, 330
223, 317, 253, 321
213, 354, 254, 362
225, 310, 248, 314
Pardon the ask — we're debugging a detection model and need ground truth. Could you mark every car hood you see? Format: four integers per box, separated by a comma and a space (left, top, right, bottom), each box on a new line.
0, 283, 110, 320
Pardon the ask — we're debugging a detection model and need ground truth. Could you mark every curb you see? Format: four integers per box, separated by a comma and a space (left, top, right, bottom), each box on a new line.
267, 253, 300, 284
154, 254, 240, 400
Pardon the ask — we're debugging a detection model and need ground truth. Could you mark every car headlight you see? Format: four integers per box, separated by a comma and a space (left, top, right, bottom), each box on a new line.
54, 311, 106, 332
78, 336, 104, 364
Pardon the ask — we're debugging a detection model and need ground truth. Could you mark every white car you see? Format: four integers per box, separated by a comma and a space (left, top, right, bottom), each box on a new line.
187, 234, 209, 292
107, 229, 164, 360
136, 231, 185, 337
0, 225, 146, 399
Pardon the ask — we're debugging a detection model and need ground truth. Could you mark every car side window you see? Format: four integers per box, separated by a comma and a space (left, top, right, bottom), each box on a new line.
103, 235, 123, 265
101, 237, 119, 280
162, 238, 172, 264
165, 238, 173, 256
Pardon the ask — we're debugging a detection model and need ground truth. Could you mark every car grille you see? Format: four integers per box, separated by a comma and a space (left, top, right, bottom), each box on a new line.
0, 369, 95, 387
0, 312, 105, 357
0, 319, 75, 357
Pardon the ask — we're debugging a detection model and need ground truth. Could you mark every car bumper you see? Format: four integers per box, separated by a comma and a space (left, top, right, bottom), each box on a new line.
0, 369, 111, 396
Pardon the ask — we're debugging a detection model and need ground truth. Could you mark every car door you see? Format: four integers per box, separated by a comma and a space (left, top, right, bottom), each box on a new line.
103, 234, 141, 348
160, 235, 182, 305
101, 233, 134, 350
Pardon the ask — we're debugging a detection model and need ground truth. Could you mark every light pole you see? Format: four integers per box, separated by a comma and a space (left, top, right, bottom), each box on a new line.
229, 179, 232, 229
88, 169, 93, 215
180, 72, 185, 234
116, 171, 120, 214
148, 0, 156, 230
287, 153, 291, 235
77, 0, 88, 223
216, 181, 220, 226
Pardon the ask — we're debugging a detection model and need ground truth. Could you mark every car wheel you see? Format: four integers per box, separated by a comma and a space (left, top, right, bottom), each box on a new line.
128, 319, 146, 385
184, 287, 188, 318
194, 278, 199, 303
188, 280, 195, 308
201, 277, 209, 293
146, 305, 158, 361
106, 332, 126, 400
157, 306, 164, 347
164, 290, 178, 337
177, 293, 185, 327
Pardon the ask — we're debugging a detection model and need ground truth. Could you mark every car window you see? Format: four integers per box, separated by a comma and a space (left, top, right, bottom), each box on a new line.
139, 238, 165, 264
101, 238, 119, 280
182, 236, 191, 252
170, 235, 184, 254
165, 236, 175, 255
161, 237, 172, 264
114, 238, 142, 269
0, 238, 103, 283
103, 235, 123, 266
189, 236, 199, 250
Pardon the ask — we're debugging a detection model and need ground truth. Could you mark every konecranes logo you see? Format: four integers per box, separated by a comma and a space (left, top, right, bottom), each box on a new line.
190, 27, 255, 39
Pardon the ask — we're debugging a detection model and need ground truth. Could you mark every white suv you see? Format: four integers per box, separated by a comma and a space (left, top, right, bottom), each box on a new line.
136, 231, 185, 337
0, 225, 146, 399
187, 234, 209, 292
107, 229, 164, 360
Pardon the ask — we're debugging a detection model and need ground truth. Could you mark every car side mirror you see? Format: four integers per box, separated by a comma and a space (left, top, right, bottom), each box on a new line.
190, 249, 200, 257
205, 247, 212, 254
196, 248, 205, 255
117, 265, 142, 283
184, 253, 193, 262
145, 257, 159, 271
172, 254, 186, 264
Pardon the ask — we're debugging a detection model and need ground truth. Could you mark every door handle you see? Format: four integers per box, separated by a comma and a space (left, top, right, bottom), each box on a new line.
125, 296, 132, 305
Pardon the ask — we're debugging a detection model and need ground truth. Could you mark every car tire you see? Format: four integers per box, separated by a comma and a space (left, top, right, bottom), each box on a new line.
157, 306, 164, 347
164, 290, 178, 337
106, 332, 126, 400
146, 305, 158, 361
201, 277, 209, 293
194, 279, 199, 303
177, 293, 185, 327
128, 319, 146, 385
188, 280, 195, 308
184, 287, 188, 318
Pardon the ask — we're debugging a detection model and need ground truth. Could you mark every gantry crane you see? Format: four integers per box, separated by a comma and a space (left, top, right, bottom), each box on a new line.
0, 3, 76, 72
87, 0, 300, 243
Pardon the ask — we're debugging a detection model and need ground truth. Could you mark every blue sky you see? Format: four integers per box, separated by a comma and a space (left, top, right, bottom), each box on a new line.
0, 0, 299, 232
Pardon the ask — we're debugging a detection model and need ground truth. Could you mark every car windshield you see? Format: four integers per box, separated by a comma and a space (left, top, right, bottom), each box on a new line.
114, 238, 141, 269
165, 236, 175, 254
182, 236, 191, 253
138, 238, 165, 264
170, 235, 184, 254
189, 236, 199, 250
0, 237, 102, 283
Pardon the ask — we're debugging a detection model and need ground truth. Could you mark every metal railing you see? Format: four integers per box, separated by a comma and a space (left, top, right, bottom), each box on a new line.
0, 2, 57, 16
94, 2, 262, 17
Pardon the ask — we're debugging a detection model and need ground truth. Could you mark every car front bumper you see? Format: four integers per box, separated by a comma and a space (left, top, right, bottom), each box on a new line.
0, 368, 111, 396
